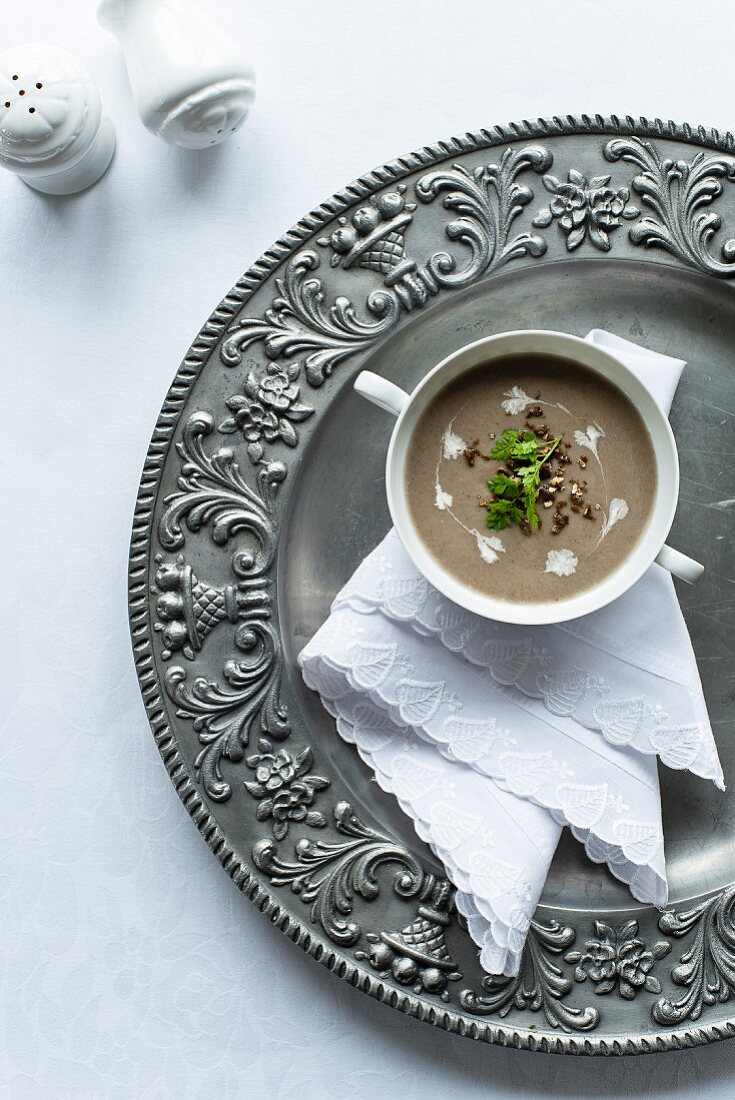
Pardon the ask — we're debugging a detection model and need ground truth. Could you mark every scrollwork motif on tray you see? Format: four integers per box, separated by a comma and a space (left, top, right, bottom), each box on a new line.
156, 412, 289, 802
220, 249, 401, 389
253, 799, 426, 946
460, 918, 600, 1033
653, 887, 735, 1024
604, 136, 735, 275
158, 411, 285, 560
415, 144, 552, 285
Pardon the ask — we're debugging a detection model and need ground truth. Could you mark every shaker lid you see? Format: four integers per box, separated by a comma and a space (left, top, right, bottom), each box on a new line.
0, 44, 101, 168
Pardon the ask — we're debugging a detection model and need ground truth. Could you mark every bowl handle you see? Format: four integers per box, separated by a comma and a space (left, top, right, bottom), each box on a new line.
354, 371, 409, 418
655, 544, 704, 584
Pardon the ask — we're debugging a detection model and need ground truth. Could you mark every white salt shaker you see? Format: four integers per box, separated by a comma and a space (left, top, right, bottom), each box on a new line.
97, 0, 255, 149
0, 44, 115, 195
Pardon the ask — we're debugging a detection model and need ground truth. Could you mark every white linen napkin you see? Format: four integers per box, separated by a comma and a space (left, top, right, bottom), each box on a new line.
299, 332, 722, 977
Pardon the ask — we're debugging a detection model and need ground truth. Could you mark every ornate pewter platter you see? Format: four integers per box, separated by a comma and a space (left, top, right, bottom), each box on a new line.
130, 116, 735, 1055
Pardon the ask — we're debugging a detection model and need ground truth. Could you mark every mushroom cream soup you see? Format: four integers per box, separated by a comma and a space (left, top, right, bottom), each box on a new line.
404, 354, 657, 604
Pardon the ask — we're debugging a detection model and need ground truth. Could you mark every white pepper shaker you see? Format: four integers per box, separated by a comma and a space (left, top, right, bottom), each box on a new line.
0, 44, 115, 195
97, 0, 255, 149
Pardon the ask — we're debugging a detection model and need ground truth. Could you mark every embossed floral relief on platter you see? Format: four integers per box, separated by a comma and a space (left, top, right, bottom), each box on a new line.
143, 130, 735, 1040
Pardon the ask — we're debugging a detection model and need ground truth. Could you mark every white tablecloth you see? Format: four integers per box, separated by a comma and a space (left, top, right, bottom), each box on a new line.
5, 1, 735, 1095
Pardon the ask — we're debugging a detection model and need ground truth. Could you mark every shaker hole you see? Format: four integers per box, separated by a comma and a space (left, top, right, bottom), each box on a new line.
12, 75, 18, 81
19, 90, 25, 96
4, 102, 9, 109
29, 107, 35, 114
36, 82, 42, 89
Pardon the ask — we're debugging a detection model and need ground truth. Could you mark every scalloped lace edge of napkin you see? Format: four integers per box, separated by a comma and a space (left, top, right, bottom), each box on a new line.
303, 657, 668, 911
300, 626, 667, 912
333, 566, 723, 790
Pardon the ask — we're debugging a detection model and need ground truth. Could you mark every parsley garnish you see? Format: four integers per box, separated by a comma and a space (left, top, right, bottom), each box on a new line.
487, 473, 520, 499
484, 430, 563, 531
486, 498, 524, 529
490, 429, 538, 461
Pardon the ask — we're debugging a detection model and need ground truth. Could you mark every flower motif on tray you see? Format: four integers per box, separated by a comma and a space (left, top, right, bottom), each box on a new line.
565, 919, 670, 999
219, 362, 315, 464
244, 738, 329, 840
533, 168, 639, 251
